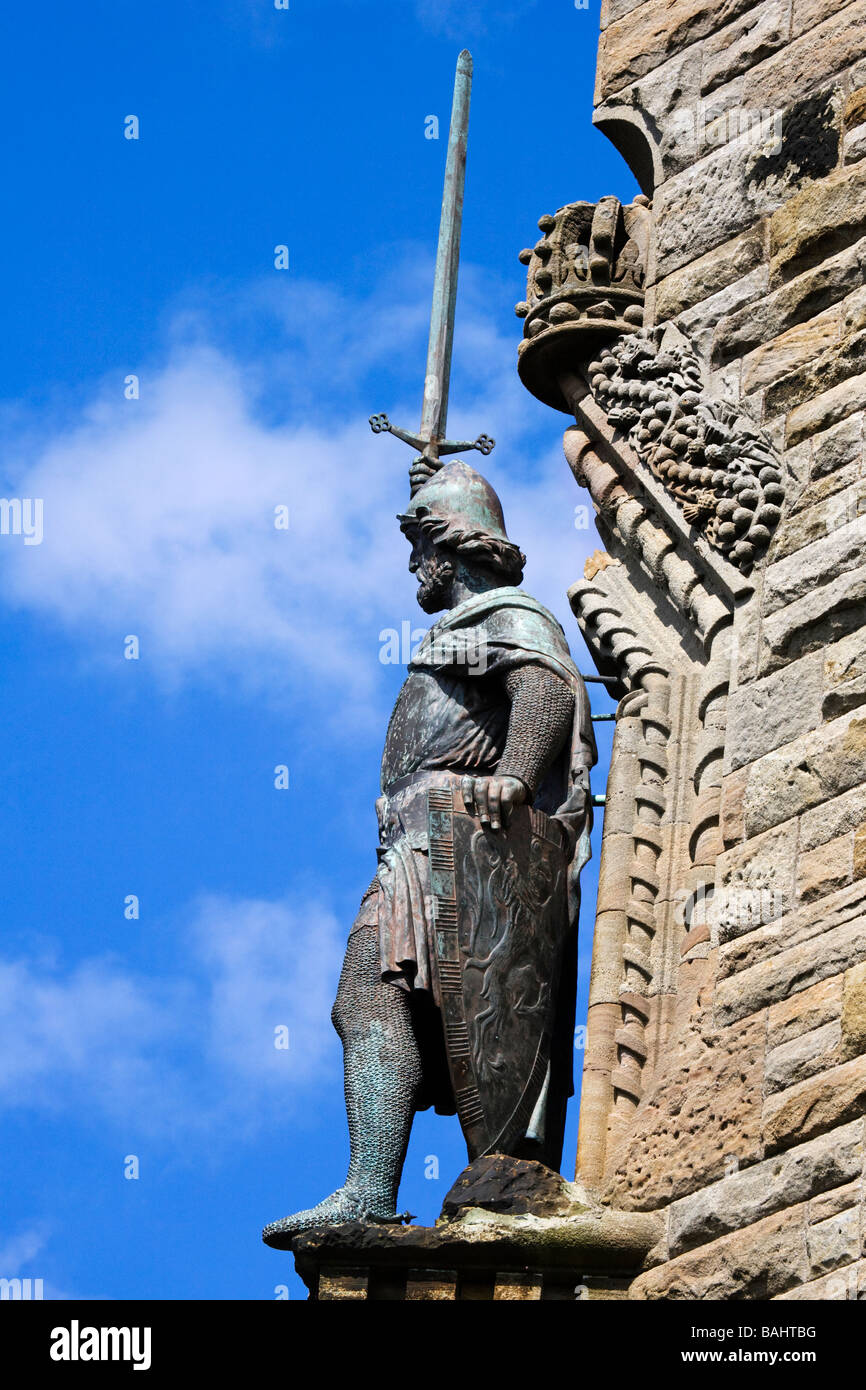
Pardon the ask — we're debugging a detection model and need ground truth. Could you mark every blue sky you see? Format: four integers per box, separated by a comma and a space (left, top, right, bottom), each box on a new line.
0, 1, 637, 1300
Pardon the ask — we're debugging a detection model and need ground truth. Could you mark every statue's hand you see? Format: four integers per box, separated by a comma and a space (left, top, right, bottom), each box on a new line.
462, 774, 527, 832
409, 455, 442, 494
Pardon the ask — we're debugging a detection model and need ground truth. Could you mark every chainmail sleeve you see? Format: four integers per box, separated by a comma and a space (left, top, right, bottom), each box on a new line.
497, 664, 575, 799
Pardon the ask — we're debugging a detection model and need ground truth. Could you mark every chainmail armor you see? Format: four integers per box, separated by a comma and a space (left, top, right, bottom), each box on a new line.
262, 926, 420, 1245
497, 664, 574, 798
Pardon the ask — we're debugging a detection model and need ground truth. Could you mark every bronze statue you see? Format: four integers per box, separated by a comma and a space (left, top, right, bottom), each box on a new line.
262, 460, 595, 1245
262, 52, 595, 1249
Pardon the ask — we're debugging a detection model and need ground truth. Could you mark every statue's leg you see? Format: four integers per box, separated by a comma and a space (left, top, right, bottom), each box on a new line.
262, 924, 421, 1246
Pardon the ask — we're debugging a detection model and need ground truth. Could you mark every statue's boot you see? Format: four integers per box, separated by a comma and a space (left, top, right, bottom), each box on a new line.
263, 926, 421, 1249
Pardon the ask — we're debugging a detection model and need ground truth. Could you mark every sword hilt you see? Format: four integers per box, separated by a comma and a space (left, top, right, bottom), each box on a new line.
369, 413, 495, 460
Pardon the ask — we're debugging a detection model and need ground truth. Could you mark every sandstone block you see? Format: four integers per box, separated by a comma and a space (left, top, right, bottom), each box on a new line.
604, 1009, 764, 1211
631, 1206, 809, 1300
742, 307, 840, 396
668, 1119, 862, 1256
763, 1054, 866, 1153
714, 237, 866, 365
774, 1261, 865, 1299
717, 902, 866, 1024
760, 564, 866, 674
654, 224, 766, 320
726, 653, 823, 770
800, 780, 866, 849
769, 161, 866, 287
810, 1178, 861, 1223
763, 516, 866, 614
745, 6, 866, 114
796, 833, 854, 903
765, 1020, 842, 1093
742, 710, 866, 837
702, 0, 791, 95
808, 1206, 860, 1275
786, 371, 866, 447
598, 0, 757, 96
842, 959, 866, 1060
767, 975, 843, 1050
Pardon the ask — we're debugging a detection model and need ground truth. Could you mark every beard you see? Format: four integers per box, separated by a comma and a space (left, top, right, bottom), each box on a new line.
415, 553, 455, 613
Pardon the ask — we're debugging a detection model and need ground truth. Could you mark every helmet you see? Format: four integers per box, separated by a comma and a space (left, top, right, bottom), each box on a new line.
397, 461, 512, 545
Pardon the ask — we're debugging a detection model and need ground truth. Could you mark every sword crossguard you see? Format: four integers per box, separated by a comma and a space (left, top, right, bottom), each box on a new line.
369, 413, 496, 461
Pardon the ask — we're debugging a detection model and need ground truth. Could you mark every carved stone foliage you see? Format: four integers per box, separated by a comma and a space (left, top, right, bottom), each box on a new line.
587, 325, 785, 573
515, 195, 651, 413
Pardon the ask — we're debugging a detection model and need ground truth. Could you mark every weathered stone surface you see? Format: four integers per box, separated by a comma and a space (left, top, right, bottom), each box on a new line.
786, 370, 866, 446
792, 0, 864, 38
797, 833, 854, 903
774, 1260, 866, 1299
702, 0, 791, 94
811, 411, 864, 479
760, 564, 866, 674
765, 299, 866, 418
714, 237, 866, 365
745, 5, 866, 110
715, 819, 797, 941
809, 1177, 861, 1223
631, 1206, 809, 1300
842, 959, 866, 1060
726, 654, 823, 770
605, 986, 765, 1210
440, 1155, 588, 1220
807, 1206, 860, 1274
742, 306, 841, 396
800, 781, 866, 850
856, 823, 866, 880
742, 710, 866, 837
292, 1206, 663, 1285
677, 267, 767, 361
767, 975, 843, 1050
655, 140, 779, 277
765, 1020, 842, 1093
719, 767, 748, 846
763, 1054, 866, 1153
654, 224, 766, 320
598, 0, 758, 96
769, 160, 866, 287
771, 484, 857, 562
719, 876, 866, 976
668, 1119, 863, 1256
764, 517, 866, 614
845, 120, 866, 163
717, 891, 866, 1024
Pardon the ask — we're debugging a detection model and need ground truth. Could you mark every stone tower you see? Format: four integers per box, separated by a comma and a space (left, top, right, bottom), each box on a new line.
515, 0, 866, 1300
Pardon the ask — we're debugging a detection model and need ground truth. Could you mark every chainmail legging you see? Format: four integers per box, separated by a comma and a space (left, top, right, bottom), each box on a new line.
331, 924, 422, 1214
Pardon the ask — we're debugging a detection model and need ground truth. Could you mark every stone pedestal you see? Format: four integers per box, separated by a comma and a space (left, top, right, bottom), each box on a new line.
288, 1157, 661, 1302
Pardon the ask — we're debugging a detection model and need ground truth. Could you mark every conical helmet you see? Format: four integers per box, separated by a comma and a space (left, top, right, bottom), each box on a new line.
397, 461, 512, 545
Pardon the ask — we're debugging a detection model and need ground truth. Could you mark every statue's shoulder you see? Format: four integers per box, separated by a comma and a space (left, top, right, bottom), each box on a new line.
469, 586, 567, 643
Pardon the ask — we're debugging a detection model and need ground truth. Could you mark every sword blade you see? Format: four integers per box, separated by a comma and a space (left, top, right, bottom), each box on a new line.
420, 49, 472, 461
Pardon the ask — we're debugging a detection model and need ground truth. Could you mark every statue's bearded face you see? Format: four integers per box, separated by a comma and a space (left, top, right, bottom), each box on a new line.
407, 529, 455, 613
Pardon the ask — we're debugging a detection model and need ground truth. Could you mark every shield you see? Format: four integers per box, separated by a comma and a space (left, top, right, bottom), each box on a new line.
427, 785, 570, 1159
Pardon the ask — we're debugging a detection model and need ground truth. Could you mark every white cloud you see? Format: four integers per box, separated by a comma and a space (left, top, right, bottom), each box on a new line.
0, 892, 344, 1141
0, 267, 600, 722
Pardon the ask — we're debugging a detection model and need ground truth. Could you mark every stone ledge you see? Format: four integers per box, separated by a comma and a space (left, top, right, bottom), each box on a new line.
291, 1205, 663, 1300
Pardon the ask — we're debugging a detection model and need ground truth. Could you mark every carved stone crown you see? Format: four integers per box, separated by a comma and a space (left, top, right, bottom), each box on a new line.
516, 195, 651, 413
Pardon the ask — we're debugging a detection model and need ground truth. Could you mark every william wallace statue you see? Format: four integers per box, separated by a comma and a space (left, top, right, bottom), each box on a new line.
262, 53, 596, 1248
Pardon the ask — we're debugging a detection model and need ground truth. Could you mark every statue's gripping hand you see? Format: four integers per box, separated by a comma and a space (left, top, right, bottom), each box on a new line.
462, 774, 527, 833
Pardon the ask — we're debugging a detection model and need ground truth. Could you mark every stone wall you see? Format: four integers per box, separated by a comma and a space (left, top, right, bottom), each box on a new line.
573, 0, 866, 1298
